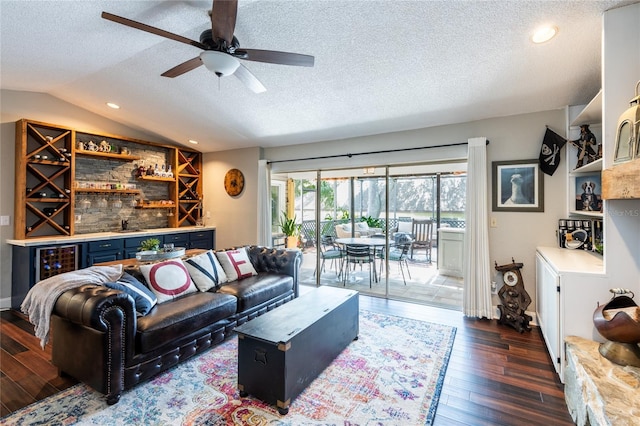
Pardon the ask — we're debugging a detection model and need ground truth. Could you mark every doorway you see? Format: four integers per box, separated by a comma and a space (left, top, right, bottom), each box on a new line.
271, 162, 466, 310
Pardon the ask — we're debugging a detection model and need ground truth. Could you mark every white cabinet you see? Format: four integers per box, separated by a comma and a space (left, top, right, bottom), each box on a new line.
535, 246, 610, 382
437, 228, 464, 277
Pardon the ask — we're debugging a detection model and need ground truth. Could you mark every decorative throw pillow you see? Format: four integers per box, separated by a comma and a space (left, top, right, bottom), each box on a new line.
356, 222, 369, 231
342, 224, 352, 232
397, 220, 413, 234
104, 272, 158, 316
184, 250, 228, 292
139, 258, 197, 303
215, 248, 258, 282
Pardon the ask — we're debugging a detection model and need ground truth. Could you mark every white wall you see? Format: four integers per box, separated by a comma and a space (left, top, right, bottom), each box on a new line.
203, 147, 260, 249
601, 3, 640, 293
264, 109, 568, 310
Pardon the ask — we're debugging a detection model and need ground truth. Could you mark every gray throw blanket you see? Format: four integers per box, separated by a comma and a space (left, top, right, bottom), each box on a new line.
21, 265, 123, 349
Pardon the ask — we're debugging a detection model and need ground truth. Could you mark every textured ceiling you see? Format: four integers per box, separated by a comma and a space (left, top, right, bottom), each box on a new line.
1, 0, 636, 153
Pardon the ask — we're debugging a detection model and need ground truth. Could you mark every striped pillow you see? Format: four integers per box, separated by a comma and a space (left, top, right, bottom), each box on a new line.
104, 272, 157, 316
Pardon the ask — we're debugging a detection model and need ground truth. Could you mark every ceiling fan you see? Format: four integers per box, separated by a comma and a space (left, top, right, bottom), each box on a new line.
101, 0, 314, 93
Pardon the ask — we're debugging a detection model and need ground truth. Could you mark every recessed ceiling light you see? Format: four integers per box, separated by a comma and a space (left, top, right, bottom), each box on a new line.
106, 102, 120, 109
532, 26, 558, 44
188, 139, 199, 145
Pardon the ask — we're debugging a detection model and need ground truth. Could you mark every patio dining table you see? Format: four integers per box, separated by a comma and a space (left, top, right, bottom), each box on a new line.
335, 237, 387, 283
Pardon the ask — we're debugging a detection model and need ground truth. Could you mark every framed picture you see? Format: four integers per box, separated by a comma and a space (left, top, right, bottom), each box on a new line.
574, 174, 602, 212
492, 159, 544, 212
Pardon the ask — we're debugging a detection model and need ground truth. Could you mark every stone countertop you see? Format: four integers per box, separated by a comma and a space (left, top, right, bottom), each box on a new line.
6, 226, 216, 247
536, 246, 605, 275
564, 335, 640, 426
438, 227, 465, 233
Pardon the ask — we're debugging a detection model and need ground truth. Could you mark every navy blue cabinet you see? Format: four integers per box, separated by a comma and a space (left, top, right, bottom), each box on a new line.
86, 239, 123, 266
123, 235, 165, 259
188, 230, 215, 249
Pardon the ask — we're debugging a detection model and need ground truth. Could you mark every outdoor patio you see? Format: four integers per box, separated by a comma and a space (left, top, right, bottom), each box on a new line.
298, 247, 463, 311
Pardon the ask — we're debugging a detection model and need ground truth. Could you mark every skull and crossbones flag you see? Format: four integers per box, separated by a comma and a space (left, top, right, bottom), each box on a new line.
539, 127, 567, 176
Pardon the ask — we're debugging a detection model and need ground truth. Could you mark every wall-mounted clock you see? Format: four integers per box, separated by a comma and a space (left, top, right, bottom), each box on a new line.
224, 168, 245, 196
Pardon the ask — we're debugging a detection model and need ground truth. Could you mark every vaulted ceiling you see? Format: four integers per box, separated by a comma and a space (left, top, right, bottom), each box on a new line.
1, 0, 635, 152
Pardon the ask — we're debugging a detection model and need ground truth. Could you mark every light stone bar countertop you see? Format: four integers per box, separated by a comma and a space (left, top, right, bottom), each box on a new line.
6, 226, 216, 247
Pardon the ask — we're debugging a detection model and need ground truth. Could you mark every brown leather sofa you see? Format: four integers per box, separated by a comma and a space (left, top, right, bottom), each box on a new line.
50, 246, 301, 405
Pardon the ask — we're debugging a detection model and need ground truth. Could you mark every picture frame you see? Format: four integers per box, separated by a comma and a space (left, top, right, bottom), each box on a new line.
574, 174, 602, 212
492, 159, 544, 212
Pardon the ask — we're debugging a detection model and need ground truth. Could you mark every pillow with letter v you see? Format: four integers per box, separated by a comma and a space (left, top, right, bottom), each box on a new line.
215, 248, 258, 282
139, 258, 197, 303
184, 250, 228, 292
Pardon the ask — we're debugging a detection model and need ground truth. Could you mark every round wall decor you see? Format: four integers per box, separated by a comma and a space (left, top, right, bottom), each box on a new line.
224, 168, 245, 196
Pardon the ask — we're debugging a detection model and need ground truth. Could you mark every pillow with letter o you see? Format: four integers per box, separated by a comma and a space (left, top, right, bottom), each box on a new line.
139, 258, 196, 303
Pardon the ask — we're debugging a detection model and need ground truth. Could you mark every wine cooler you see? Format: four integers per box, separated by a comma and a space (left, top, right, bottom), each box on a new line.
35, 245, 79, 281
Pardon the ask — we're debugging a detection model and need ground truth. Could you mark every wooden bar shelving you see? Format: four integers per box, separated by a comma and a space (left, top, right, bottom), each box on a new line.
14, 118, 204, 239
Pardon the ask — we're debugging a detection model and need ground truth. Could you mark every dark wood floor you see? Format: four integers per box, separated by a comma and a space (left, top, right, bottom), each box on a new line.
0, 294, 574, 425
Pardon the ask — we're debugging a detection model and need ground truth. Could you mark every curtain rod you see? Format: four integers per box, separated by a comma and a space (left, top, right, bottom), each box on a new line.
266, 139, 489, 165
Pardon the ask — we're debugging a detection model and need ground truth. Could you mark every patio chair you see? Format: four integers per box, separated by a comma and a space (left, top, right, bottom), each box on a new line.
379, 233, 412, 285
410, 219, 433, 262
314, 235, 344, 277
343, 244, 376, 287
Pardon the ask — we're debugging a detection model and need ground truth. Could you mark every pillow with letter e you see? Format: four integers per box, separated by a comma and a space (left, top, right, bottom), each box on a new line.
184, 250, 228, 292
139, 258, 197, 303
215, 248, 258, 282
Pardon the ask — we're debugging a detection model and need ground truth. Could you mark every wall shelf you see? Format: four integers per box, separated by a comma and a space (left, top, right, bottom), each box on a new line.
76, 151, 141, 161
569, 158, 602, 175
75, 188, 141, 195
571, 90, 602, 126
135, 202, 175, 209
602, 158, 640, 199
137, 175, 176, 182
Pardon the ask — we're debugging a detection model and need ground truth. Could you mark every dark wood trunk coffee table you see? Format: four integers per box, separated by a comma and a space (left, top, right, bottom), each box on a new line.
235, 286, 359, 414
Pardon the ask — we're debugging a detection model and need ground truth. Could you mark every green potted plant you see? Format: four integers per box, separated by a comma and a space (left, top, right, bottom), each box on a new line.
279, 212, 300, 249
138, 238, 161, 253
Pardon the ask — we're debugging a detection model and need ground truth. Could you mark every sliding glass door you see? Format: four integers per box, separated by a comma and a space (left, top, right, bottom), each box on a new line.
275, 161, 466, 310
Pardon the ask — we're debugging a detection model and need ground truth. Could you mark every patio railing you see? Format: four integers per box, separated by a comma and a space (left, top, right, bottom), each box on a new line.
299, 217, 464, 248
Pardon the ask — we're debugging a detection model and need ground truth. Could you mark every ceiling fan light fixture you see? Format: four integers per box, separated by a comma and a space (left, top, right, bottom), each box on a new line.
200, 51, 239, 77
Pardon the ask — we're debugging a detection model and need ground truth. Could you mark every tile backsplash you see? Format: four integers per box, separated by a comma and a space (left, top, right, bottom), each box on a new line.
74, 135, 173, 233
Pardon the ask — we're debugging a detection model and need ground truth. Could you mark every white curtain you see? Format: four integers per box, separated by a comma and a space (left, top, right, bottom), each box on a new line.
257, 159, 272, 247
463, 137, 493, 319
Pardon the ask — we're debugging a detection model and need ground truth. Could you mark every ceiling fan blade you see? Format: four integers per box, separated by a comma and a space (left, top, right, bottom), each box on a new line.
161, 57, 203, 78
102, 11, 206, 50
239, 49, 314, 67
234, 64, 266, 93
210, 0, 237, 45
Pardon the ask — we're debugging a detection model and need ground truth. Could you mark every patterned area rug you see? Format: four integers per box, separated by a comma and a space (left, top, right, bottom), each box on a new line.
1, 310, 456, 426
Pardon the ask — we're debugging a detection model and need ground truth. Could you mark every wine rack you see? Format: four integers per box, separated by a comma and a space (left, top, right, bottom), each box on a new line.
15, 120, 74, 239
176, 149, 202, 227
15, 119, 204, 239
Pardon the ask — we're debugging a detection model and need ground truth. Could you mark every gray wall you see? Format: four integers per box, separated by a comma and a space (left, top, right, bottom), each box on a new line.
0, 88, 568, 312
262, 109, 568, 311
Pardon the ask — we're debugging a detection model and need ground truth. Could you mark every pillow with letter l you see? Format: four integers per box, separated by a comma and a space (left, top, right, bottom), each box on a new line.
139, 258, 197, 303
184, 250, 228, 292
215, 248, 258, 282
104, 272, 157, 316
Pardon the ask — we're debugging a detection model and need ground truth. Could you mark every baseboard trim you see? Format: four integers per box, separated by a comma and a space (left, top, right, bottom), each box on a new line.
0, 296, 13, 311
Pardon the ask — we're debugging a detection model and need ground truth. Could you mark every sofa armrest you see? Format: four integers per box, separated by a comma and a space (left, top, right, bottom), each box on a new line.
52, 284, 136, 404
247, 246, 302, 297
